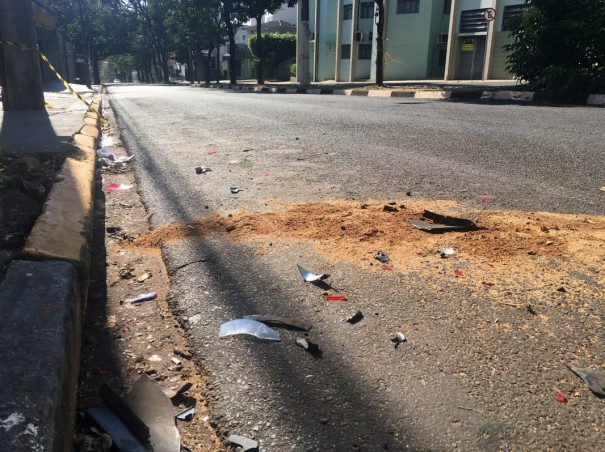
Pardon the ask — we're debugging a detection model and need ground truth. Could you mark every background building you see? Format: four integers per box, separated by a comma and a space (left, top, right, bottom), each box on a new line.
301, 0, 525, 82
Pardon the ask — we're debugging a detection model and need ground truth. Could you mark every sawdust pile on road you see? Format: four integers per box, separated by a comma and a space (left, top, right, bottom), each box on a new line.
129, 199, 605, 303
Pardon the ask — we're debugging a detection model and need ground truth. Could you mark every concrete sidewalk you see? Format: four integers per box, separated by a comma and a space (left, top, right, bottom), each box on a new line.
0, 86, 101, 451
193, 78, 605, 105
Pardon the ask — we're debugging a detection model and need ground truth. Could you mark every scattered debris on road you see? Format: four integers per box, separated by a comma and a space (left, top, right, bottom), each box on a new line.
409, 210, 480, 233
390, 332, 406, 348
175, 407, 195, 422
297, 264, 326, 282
243, 315, 312, 331
195, 166, 211, 174
554, 391, 568, 403
346, 311, 364, 324
228, 434, 259, 452
325, 294, 347, 302
374, 251, 389, 263
439, 247, 455, 257
295, 337, 323, 359
105, 183, 133, 192
229, 185, 240, 193
126, 292, 157, 304
568, 366, 605, 397
219, 319, 281, 341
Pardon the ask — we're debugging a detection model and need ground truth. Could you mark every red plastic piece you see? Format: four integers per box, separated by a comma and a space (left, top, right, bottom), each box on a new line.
207, 151, 217, 155
383, 265, 393, 271
454, 270, 464, 277
554, 391, 567, 403
325, 295, 347, 301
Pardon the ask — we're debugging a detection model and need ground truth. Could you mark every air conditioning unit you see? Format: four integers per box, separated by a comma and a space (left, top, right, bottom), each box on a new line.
438, 33, 448, 44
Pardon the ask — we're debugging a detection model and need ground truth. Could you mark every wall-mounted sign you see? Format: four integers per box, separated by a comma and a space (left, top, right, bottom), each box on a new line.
484, 8, 496, 21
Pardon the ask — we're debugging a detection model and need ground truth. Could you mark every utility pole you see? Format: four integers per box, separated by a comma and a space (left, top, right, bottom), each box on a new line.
0, 0, 45, 110
296, 0, 310, 85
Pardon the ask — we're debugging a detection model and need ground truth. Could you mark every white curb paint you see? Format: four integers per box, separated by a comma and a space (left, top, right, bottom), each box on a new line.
493, 90, 534, 101
414, 91, 451, 99
587, 94, 605, 106
368, 90, 394, 97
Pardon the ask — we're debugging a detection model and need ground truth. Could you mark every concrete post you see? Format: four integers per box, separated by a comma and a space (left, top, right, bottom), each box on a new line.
296, 0, 310, 85
443, 0, 458, 81
349, 0, 359, 82
335, 0, 343, 82
482, 0, 498, 80
0, 0, 45, 110
313, 0, 320, 82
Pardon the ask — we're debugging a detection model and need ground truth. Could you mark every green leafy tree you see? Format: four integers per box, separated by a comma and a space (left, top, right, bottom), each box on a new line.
504, 0, 605, 101
242, 1, 297, 84
249, 32, 296, 78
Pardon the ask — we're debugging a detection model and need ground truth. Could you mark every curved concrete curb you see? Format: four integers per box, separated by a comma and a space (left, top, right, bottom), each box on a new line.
195, 83, 604, 106
23, 100, 101, 286
0, 99, 102, 452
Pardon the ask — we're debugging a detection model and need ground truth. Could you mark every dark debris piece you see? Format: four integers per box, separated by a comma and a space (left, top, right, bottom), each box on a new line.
374, 251, 389, 263
295, 338, 323, 359
346, 311, 364, 324
228, 434, 259, 452
568, 366, 605, 397
383, 205, 399, 212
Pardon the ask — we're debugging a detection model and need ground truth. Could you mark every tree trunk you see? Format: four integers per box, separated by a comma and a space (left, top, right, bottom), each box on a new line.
224, 10, 237, 85
90, 47, 101, 85
375, 0, 385, 86
205, 49, 212, 85
256, 14, 264, 84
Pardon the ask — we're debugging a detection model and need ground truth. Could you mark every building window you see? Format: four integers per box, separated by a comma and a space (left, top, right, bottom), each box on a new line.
360, 2, 374, 19
358, 43, 372, 60
341, 44, 351, 59
397, 0, 420, 14
438, 48, 447, 67
502, 4, 527, 31
343, 4, 353, 20
443, 0, 451, 14
459, 9, 488, 33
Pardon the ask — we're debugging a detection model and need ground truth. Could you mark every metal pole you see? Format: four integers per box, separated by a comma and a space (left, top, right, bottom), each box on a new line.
296, 0, 310, 85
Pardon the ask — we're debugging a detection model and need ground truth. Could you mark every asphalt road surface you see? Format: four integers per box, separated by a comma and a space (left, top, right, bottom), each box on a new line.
107, 85, 605, 451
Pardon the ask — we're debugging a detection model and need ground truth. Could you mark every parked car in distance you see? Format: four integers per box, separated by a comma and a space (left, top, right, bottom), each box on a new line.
113, 79, 121, 83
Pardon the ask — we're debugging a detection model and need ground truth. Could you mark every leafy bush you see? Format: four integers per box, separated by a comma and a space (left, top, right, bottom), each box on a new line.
249, 33, 296, 68
290, 63, 296, 77
504, 0, 605, 101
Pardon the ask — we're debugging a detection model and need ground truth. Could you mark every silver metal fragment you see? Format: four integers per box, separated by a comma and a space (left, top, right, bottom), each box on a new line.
297, 264, 325, 282
219, 319, 281, 341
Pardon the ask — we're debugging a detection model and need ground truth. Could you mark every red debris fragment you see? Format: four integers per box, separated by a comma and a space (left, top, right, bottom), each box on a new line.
481, 198, 488, 203
454, 270, 464, 277
554, 391, 567, 403
263, 172, 270, 176
325, 295, 347, 302
207, 151, 218, 155
383, 265, 393, 271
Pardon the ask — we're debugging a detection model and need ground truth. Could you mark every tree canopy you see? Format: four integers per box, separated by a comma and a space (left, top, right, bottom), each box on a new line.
505, 0, 605, 100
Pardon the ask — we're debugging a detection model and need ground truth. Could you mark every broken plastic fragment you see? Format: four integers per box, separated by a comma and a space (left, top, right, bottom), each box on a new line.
409, 210, 480, 233
87, 406, 146, 452
195, 166, 210, 174
390, 332, 406, 349
127, 292, 157, 304
554, 391, 567, 403
347, 311, 364, 324
106, 183, 133, 192
175, 406, 195, 421
325, 295, 347, 302
243, 315, 312, 331
454, 270, 464, 277
568, 366, 605, 397
219, 319, 281, 341
375, 251, 389, 263
383, 265, 393, 271
228, 435, 259, 452
229, 185, 240, 193
439, 247, 455, 257
297, 264, 326, 282
295, 337, 323, 358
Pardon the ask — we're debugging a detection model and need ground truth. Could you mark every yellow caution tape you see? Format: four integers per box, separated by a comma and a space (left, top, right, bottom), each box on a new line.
1, 39, 92, 109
